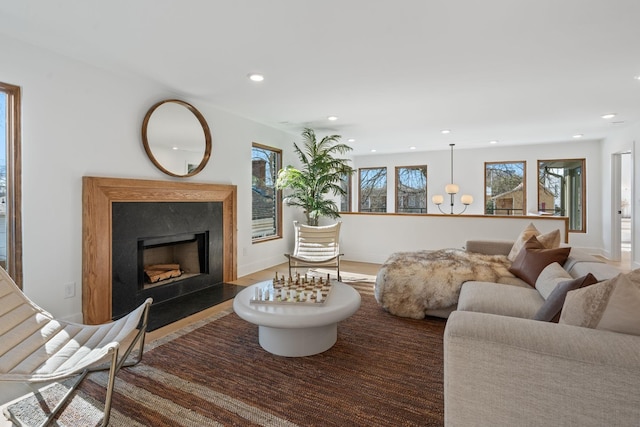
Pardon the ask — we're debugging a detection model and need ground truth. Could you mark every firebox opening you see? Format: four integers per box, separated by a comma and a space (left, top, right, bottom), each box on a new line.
138, 231, 209, 290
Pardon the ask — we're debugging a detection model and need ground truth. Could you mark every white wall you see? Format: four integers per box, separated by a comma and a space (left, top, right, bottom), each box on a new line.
351, 140, 604, 252
2, 34, 298, 321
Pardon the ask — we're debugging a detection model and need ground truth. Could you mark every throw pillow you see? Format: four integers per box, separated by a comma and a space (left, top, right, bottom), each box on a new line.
533, 273, 598, 322
559, 269, 640, 336
507, 222, 540, 261
537, 229, 561, 250
535, 262, 573, 299
508, 236, 571, 287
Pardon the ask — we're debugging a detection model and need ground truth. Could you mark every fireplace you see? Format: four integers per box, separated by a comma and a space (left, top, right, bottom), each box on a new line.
82, 177, 237, 325
111, 201, 224, 320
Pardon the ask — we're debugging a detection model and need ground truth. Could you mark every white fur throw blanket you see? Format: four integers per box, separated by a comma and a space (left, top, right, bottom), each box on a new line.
374, 249, 514, 319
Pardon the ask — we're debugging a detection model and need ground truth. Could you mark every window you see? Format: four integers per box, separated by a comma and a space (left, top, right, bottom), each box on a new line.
359, 167, 387, 212
251, 143, 282, 241
339, 172, 351, 212
538, 159, 585, 232
0, 82, 22, 287
485, 161, 526, 215
396, 165, 427, 213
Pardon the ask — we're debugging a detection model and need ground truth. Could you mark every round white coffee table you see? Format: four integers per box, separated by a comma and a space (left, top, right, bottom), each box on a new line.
233, 281, 361, 357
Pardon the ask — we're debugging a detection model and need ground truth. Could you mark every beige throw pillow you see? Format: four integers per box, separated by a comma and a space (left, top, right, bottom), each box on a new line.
559, 269, 640, 336
535, 262, 573, 299
537, 229, 561, 250
508, 223, 540, 261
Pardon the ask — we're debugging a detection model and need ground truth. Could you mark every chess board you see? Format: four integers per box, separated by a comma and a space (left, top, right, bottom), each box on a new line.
250, 279, 333, 306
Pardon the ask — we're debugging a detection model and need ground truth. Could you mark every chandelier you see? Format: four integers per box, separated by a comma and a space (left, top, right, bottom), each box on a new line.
432, 143, 473, 214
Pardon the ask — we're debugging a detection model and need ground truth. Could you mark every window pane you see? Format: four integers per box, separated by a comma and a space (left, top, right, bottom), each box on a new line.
485, 162, 526, 215
396, 166, 427, 213
339, 172, 351, 212
359, 167, 387, 212
252, 144, 282, 240
538, 159, 585, 232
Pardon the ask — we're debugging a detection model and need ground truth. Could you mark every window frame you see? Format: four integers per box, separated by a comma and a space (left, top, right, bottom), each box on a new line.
537, 158, 586, 232
0, 82, 22, 288
358, 167, 387, 213
251, 142, 282, 243
484, 161, 526, 216
395, 165, 428, 214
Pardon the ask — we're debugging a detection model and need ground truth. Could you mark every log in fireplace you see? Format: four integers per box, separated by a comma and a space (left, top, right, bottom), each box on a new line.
82, 177, 237, 325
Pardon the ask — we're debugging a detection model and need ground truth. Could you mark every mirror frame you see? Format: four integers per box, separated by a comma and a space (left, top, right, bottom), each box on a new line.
141, 99, 212, 178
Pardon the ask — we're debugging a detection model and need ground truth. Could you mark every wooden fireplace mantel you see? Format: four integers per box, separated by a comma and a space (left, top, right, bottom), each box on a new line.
82, 176, 237, 324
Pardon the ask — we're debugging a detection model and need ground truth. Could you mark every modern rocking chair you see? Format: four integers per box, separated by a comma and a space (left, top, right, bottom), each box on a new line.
0, 266, 152, 426
285, 220, 343, 281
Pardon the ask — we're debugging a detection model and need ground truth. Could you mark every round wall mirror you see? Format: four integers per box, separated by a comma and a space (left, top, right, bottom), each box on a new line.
141, 99, 212, 177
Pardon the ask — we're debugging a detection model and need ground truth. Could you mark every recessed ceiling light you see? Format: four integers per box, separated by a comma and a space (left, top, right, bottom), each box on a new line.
601, 113, 616, 119
247, 73, 264, 82
489, 140, 498, 144
327, 116, 338, 121
347, 138, 356, 143
371, 149, 377, 153
441, 129, 451, 134
573, 134, 583, 138
634, 75, 640, 81
172, 146, 179, 150
409, 146, 416, 150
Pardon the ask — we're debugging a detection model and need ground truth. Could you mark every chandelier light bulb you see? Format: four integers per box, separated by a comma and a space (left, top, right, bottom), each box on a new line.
460, 195, 474, 205
445, 184, 459, 194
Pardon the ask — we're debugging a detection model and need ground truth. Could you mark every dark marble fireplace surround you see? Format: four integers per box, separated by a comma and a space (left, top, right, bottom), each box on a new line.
111, 201, 224, 319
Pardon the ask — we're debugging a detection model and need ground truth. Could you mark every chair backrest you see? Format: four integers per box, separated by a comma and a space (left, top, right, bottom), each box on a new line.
292, 221, 341, 260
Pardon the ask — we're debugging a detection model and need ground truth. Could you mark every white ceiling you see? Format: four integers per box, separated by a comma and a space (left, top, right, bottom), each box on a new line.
2, 0, 640, 155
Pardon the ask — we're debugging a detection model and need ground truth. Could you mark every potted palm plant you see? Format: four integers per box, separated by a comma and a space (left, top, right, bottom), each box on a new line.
276, 128, 354, 226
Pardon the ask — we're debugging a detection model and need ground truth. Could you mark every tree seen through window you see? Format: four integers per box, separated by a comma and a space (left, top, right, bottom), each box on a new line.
359, 167, 387, 212
396, 166, 427, 213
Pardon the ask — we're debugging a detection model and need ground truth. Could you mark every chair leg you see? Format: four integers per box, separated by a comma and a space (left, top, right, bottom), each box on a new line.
101, 347, 120, 427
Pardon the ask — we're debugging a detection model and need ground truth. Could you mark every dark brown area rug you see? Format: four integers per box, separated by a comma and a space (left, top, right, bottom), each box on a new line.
5, 282, 446, 426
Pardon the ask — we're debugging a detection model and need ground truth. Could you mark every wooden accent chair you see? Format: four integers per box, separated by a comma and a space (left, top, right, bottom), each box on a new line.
0, 266, 152, 426
285, 221, 343, 281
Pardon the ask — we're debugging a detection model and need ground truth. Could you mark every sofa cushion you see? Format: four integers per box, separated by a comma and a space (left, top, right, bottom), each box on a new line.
507, 222, 539, 261
458, 281, 544, 319
535, 262, 573, 299
508, 236, 571, 286
563, 249, 622, 281
560, 270, 640, 336
533, 273, 598, 322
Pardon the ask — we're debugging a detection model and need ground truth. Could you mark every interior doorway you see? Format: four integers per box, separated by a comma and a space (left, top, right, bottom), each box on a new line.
612, 151, 632, 267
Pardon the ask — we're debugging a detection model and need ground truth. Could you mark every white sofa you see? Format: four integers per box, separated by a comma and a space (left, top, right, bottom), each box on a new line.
444, 241, 640, 426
